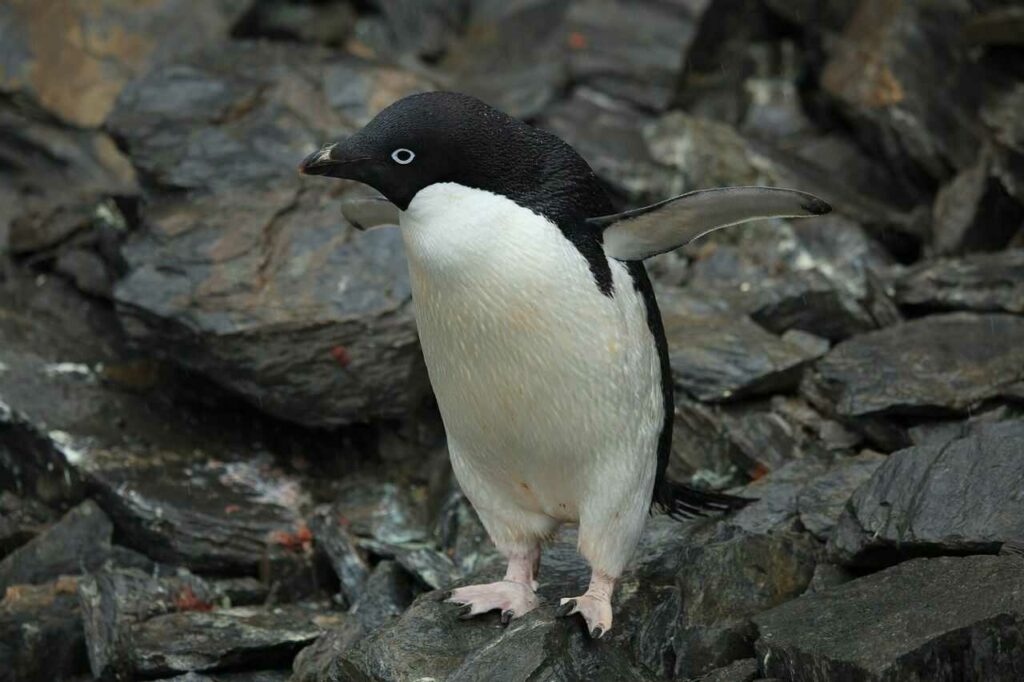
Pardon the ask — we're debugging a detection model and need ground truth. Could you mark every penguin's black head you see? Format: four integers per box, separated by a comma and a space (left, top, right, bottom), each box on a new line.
299, 91, 609, 218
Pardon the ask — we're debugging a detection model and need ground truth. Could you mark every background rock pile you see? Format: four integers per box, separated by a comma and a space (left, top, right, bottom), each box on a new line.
1, 1, 1023, 680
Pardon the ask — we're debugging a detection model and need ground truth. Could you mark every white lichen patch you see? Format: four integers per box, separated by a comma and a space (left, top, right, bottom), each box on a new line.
48, 429, 88, 465
43, 362, 98, 381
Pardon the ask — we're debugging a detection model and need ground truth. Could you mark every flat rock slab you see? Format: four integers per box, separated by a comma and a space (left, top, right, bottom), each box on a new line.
0, 500, 112, 594
796, 451, 886, 540
754, 555, 1024, 681
666, 314, 819, 402
0, 577, 88, 682
828, 420, 1024, 566
108, 41, 429, 427
0, 274, 314, 575
805, 312, 1024, 419
132, 605, 330, 679
893, 250, 1024, 314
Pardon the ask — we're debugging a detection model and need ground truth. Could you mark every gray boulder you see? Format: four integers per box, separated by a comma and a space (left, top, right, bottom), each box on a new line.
829, 421, 1024, 567
754, 555, 1024, 681
107, 42, 430, 427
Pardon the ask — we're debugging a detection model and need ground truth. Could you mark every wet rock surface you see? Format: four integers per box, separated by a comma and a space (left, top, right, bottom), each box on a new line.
829, 421, 1024, 567
3, 0, 1024, 679
754, 555, 1024, 681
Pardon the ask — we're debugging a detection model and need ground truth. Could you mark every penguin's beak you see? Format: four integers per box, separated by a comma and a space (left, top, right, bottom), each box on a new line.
298, 142, 370, 178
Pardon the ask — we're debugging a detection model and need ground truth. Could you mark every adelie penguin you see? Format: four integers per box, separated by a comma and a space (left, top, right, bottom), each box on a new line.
300, 92, 831, 637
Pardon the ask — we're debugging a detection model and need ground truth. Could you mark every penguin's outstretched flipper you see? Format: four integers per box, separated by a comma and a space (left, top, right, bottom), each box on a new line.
654, 480, 753, 520
588, 186, 832, 261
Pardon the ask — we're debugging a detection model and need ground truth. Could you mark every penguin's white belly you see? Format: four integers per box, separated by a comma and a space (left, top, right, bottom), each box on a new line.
401, 183, 661, 524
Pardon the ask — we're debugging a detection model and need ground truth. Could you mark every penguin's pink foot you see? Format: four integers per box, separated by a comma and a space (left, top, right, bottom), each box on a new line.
445, 581, 539, 624
557, 594, 613, 637
556, 571, 616, 638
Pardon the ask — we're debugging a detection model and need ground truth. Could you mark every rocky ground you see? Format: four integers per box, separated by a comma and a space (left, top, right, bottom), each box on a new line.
2, 1, 1023, 681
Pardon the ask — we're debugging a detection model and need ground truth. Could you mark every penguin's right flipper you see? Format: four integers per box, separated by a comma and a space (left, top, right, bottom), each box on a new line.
588, 186, 831, 261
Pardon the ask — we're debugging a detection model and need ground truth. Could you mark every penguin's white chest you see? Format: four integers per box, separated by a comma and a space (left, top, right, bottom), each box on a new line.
400, 183, 661, 522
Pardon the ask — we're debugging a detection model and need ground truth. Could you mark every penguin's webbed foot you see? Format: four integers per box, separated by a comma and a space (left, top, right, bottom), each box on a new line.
445, 580, 539, 623
557, 593, 613, 638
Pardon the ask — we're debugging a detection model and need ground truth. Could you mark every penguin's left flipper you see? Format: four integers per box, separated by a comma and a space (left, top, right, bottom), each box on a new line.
588, 186, 832, 261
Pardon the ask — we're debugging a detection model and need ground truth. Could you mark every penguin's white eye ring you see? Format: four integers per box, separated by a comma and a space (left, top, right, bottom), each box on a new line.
391, 148, 415, 165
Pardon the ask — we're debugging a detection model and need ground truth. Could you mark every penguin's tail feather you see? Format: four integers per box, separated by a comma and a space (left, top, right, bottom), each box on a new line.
654, 481, 753, 520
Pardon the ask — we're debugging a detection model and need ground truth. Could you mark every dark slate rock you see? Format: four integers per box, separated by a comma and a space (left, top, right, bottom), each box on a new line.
893, 250, 1024, 314
828, 421, 1024, 567
673, 531, 820, 678
0, 100, 137, 263
796, 451, 886, 540
107, 42, 430, 428
820, 0, 988, 184
754, 555, 1024, 681
160, 671, 291, 682
540, 88, 680, 205
437, 0, 570, 120
728, 457, 834, 535
0, 0, 246, 128
233, 0, 356, 46
804, 313, 1024, 421
0, 500, 112, 594
644, 112, 917, 238
131, 605, 330, 679
358, 0, 465, 60
564, 0, 705, 111
0, 577, 89, 682
930, 146, 1024, 255
0, 270, 316, 576
0, 491, 55, 558
666, 314, 819, 402
79, 566, 332, 680
668, 395, 848, 488
309, 505, 370, 608
292, 561, 426, 682
906, 404, 1024, 447
330, 479, 430, 546
694, 657, 758, 682
340, 602, 657, 682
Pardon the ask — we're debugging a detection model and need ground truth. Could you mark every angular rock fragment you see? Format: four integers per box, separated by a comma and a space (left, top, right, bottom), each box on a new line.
565, 0, 705, 111
930, 147, 1024, 255
644, 112, 917, 236
132, 605, 329, 678
309, 505, 370, 608
540, 88, 681, 205
728, 457, 834, 535
0, 269, 315, 575
0, 577, 89, 682
754, 555, 1024, 680
0, 500, 112, 594
668, 394, 850, 487
665, 314, 820, 402
795, 451, 886, 540
107, 42, 429, 428
828, 421, 1024, 566
0, 491, 55, 557
804, 313, 1024, 424
437, 0, 570, 119
673, 530, 820, 678
79, 566, 331, 680
292, 561, 415, 682
0, 0, 247, 127
820, 0, 987, 183
893, 249, 1024, 314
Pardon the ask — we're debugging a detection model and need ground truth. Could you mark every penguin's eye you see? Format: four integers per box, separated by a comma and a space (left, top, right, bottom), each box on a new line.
391, 148, 415, 165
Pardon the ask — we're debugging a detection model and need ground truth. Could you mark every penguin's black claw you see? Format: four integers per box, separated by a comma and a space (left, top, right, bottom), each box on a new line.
500, 609, 514, 626
590, 626, 605, 639
556, 599, 577, 618
457, 604, 474, 619
429, 590, 451, 602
